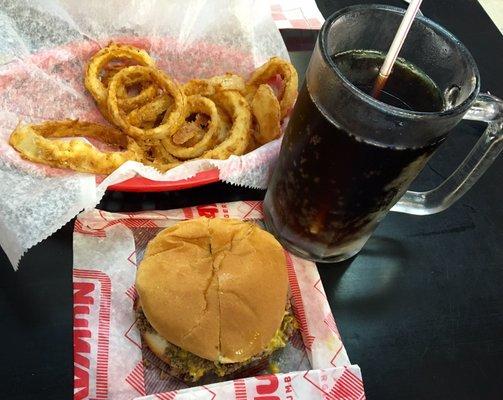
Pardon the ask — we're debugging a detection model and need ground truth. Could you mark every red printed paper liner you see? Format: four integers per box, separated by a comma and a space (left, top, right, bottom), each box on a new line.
135, 367, 365, 400
270, 0, 325, 30
73, 201, 364, 400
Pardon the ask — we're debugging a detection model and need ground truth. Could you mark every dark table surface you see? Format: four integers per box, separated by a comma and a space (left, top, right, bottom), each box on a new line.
1, 1, 502, 399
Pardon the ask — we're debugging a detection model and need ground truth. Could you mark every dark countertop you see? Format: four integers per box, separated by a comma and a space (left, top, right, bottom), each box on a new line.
0, 1, 502, 399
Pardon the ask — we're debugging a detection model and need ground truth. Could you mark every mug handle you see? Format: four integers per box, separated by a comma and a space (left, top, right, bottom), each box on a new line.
391, 93, 503, 215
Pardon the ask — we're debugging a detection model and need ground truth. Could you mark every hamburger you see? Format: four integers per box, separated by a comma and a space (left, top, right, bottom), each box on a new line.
135, 217, 297, 382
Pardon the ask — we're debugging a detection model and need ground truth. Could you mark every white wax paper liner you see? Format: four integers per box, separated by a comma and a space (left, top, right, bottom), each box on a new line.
0, 0, 290, 268
73, 201, 364, 400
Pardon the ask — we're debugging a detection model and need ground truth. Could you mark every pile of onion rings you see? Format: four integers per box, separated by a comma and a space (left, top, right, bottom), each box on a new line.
9, 42, 298, 174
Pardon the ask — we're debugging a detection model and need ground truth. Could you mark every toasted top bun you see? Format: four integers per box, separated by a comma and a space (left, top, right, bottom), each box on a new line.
136, 217, 288, 364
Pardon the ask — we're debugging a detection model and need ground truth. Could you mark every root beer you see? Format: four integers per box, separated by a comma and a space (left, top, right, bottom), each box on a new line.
265, 50, 445, 261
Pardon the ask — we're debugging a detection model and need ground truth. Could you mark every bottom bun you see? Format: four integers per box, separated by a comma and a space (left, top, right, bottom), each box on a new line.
137, 305, 297, 383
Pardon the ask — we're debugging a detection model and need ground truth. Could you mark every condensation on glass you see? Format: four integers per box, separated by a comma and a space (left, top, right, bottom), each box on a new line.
264, 5, 503, 262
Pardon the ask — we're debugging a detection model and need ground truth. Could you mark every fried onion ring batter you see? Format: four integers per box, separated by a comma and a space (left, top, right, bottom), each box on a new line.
250, 84, 281, 145
246, 57, 298, 118
9, 120, 141, 174
126, 95, 172, 127
117, 78, 158, 113
107, 66, 187, 140
84, 43, 156, 116
9, 43, 300, 177
200, 91, 251, 159
161, 95, 220, 159
136, 139, 181, 172
183, 73, 245, 97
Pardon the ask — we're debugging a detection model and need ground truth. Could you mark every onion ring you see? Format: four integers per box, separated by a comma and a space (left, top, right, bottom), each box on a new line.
213, 109, 232, 146
9, 45, 301, 176
160, 95, 220, 159
250, 84, 281, 145
117, 80, 158, 113
107, 66, 187, 140
126, 95, 171, 127
183, 73, 245, 96
9, 120, 141, 174
102, 65, 159, 113
136, 139, 181, 172
246, 134, 260, 153
84, 43, 155, 114
246, 57, 298, 118
101, 65, 124, 87
200, 91, 251, 159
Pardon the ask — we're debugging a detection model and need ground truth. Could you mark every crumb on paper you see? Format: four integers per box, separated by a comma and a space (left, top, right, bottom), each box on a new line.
269, 361, 280, 374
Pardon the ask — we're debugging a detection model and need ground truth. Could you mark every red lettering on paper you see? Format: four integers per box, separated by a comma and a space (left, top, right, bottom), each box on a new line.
182, 207, 194, 219
74, 306, 90, 328
73, 270, 112, 400
221, 203, 229, 218
74, 365, 89, 400
74, 282, 95, 305
74, 328, 91, 353
197, 204, 218, 218
73, 282, 95, 400
254, 375, 280, 400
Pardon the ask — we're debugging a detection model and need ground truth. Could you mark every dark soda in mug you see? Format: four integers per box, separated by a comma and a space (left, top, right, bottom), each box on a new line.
264, 5, 503, 262
265, 50, 445, 260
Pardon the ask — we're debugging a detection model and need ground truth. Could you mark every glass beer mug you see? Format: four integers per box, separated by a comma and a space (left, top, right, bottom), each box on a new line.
264, 5, 503, 262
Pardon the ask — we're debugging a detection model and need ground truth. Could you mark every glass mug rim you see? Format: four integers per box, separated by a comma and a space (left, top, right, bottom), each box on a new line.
320, 4, 481, 120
